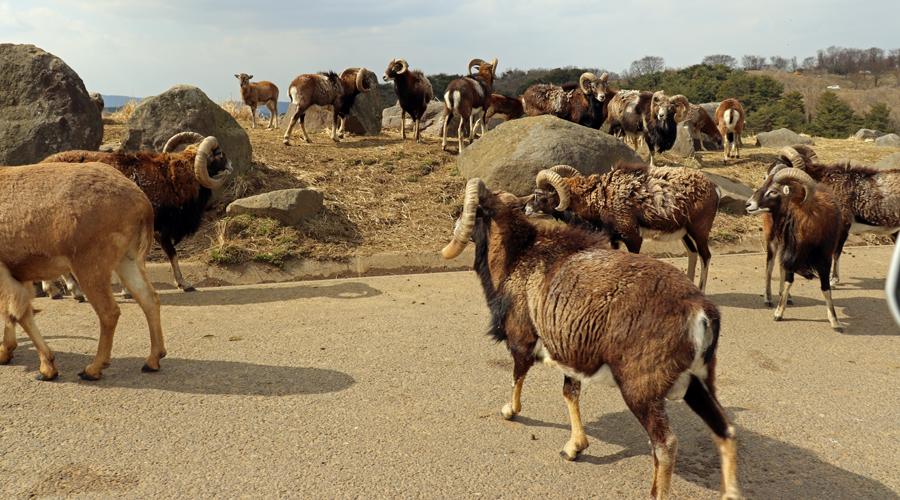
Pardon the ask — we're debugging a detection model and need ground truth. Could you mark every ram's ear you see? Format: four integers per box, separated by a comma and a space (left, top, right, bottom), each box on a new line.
782, 185, 791, 196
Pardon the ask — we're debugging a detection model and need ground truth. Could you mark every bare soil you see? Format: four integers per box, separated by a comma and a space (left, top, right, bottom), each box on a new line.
101, 117, 900, 267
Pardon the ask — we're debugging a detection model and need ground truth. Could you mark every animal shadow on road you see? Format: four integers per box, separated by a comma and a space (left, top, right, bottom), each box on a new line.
710, 292, 898, 335
515, 406, 895, 499
159, 281, 381, 307
9, 348, 354, 396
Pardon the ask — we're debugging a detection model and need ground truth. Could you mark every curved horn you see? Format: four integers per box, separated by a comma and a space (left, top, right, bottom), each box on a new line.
355, 68, 373, 92
598, 72, 609, 82
163, 131, 205, 153
468, 58, 485, 74
441, 178, 486, 259
579, 72, 597, 94
779, 146, 806, 169
490, 58, 498, 76
773, 167, 816, 203
669, 94, 690, 120
396, 59, 408, 74
549, 165, 580, 178
535, 169, 571, 211
193, 136, 232, 190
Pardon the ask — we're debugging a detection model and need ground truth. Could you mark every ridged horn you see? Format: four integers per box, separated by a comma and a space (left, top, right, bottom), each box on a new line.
193, 136, 232, 190
163, 132, 204, 153
779, 146, 806, 169
579, 73, 597, 94
669, 94, 690, 120
490, 58, 498, 76
549, 165, 580, 178
441, 178, 486, 259
535, 169, 571, 211
356, 68, 372, 92
396, 59, 408, 74
773, 167, 816, 203
468, 58, 485, 74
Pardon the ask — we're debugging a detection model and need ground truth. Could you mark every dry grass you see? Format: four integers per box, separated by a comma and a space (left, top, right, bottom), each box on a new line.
96, 115, 899, 267
108, 99, 139, 122
220, 100, 257, 124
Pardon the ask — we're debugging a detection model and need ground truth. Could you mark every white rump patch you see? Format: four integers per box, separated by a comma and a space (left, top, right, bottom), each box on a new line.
289, 87, 299, 104
668, 309, 713, 400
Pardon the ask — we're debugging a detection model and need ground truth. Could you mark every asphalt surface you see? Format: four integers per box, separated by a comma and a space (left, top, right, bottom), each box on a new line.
1, 246, 898, 499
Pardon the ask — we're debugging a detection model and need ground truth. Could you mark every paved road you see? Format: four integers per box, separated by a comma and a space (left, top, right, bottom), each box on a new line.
1, 247, 898, 499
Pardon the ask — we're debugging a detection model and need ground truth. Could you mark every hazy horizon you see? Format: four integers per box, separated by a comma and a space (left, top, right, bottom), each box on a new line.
3, 0, 898, 102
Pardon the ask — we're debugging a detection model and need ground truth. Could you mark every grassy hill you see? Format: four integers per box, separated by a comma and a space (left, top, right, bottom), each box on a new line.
752, 70, 900, 127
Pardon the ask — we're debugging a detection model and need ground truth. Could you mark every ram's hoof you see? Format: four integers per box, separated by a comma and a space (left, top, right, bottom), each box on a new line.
141, 363, 160, 373
77, 370, 100, 381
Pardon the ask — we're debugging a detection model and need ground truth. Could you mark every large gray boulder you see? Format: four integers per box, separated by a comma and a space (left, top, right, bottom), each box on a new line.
700, 102, 720, 120
382, 101, 503, 138
671, 123, 721, 157
457, 115, 642, 195
293, 90, 383, 136
875, 152, 900, 170
755, 128, 813, 148
703, 172, 755, 214
226, 189, 324, 226
0, 44, 102, 165
875, 133, 900, 148
854, 128, 883, 141
123, 85, 252, 174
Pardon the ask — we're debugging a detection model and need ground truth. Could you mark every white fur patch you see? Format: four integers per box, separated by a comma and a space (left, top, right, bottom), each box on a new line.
640, 227, 687, 241
533, 341, 618, 388
850, 221, 900, 235
289, 87, 299, 104
668, 309, 712, 400
723, 109, 740, 130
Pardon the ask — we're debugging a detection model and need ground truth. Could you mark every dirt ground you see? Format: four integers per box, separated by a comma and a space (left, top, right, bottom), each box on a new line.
101, 117, 900, 266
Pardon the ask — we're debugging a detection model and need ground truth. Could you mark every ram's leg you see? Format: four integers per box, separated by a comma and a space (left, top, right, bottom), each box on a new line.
683, 376, 742, 500
283, 107, 302, 145
831, 227, 848, 286
501, 347, 534, 420
819, 263, 844, 332
331, 112, 340, 141
299, 114, 312, 143
696, 236, 712, 293
117, 254, 166, 372
0, 321, 17, 365
267, 101, 277, 129
337, 116, 347, 138
774, 271, 793, 321
560, 376, 590, 461
682, 235, 699, 284
159, 235, 194, 292
764, 246, 776, 307
400, 110, 407, 140
250, 105, 257, 129
414, 118, 421, 143
18, 309, 58, 381
630, 398, 676, 500
64, 274, 85, 302
43, 280, 63, 300
735, 134, 741, 158
457, 114, 466, 152
76, 271, 120, 381
441, 112, 450, 151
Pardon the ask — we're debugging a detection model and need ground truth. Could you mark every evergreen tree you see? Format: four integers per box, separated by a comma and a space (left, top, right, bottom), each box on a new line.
862, 103, 894, 132
809, 91, 860, 138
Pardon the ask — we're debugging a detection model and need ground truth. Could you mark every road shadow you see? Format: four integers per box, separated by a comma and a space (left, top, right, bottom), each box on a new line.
512, 406, 894, 499
159, 281, 381, 307
710, 292, 898, 336
5, 348, 354, 396
334, 137, 404, 149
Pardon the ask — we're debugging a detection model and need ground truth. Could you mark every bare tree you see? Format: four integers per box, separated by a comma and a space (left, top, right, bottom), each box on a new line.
801, 56, 817, 71
702, 54, 736, 68
742, 55, 766, 70
629, 56, 665, 77
770, 56, 789, 71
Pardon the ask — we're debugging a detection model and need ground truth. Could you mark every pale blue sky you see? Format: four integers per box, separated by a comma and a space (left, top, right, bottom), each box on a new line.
2, 1, 897, 101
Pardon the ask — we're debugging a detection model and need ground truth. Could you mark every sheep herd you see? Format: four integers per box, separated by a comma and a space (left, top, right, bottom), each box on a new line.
2, 55, 899, 500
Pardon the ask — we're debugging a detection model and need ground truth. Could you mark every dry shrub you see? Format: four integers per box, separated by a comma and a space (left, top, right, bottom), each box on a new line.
109, 99, 138, 121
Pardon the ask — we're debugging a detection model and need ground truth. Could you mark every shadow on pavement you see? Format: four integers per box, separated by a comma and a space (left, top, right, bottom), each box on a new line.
6, 350, 355, 396
513, 406, 894, 499
710, 292, 898, 335
159, 281, 381, 307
